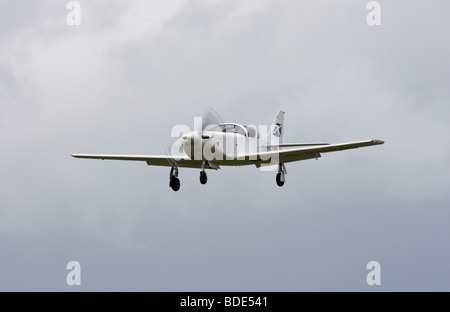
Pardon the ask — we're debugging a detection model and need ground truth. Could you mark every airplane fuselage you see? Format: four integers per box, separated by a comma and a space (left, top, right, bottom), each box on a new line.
182, 131, 260, 162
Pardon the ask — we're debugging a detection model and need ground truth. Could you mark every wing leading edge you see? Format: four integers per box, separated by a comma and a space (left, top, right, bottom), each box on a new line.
71, 154, 210, 169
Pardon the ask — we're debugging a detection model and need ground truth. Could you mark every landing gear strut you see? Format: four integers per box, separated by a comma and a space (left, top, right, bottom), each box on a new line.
276, 163, 286, 187
169, 167, 180, 191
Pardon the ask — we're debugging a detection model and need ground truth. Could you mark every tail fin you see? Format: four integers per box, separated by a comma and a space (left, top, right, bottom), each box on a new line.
268, 110, 285, 146
259, 110, 285, 171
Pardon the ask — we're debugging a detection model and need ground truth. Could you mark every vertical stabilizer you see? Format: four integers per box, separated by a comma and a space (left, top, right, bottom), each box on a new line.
268, 110, 285, 147
259, 110, 285, 171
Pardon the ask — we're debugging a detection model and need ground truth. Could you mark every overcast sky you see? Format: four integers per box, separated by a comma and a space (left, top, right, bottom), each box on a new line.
0, 0, 449, 291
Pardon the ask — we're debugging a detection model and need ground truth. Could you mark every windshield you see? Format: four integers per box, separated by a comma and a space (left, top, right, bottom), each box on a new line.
209, 123, 248, 136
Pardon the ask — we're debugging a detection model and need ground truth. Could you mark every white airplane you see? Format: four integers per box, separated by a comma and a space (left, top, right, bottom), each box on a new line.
72, 110, 384, 191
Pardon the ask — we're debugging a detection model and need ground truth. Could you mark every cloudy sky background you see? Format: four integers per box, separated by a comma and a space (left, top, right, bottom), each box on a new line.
0, 0, 449, 291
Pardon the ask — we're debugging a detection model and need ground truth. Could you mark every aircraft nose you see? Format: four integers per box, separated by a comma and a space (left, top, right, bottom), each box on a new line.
182, 132, 201, 142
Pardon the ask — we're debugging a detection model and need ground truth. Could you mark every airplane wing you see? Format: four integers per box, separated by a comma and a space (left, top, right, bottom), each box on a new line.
73, 139, 383, 168
244, 139, 384, 164
71, 154, 216, 169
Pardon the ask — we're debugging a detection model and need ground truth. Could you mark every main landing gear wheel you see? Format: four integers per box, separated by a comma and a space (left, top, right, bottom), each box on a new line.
200, 171, 207, 184
170, 177, 180, 191
276, 163, 286, 187
276, 173, 284, 187
169, 167, 180, 191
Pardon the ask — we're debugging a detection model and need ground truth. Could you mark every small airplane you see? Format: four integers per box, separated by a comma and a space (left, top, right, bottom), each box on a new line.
72, 110, 384, 191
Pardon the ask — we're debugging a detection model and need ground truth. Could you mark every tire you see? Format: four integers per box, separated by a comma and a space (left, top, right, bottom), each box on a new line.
276, 172, 284, 187
171, 178, 180, 191
200, 171, 207, 185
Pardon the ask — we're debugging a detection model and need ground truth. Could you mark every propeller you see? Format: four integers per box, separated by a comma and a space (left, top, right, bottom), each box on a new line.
199, 108, 223, 139
168, 108, 223, 159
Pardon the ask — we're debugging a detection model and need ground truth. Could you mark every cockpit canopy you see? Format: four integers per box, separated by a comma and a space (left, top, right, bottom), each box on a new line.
207, 123, 259, 138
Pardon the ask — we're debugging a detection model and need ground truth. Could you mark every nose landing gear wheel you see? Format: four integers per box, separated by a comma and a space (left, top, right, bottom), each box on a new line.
276, 172, 285, 187
200, 171, 207, 184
